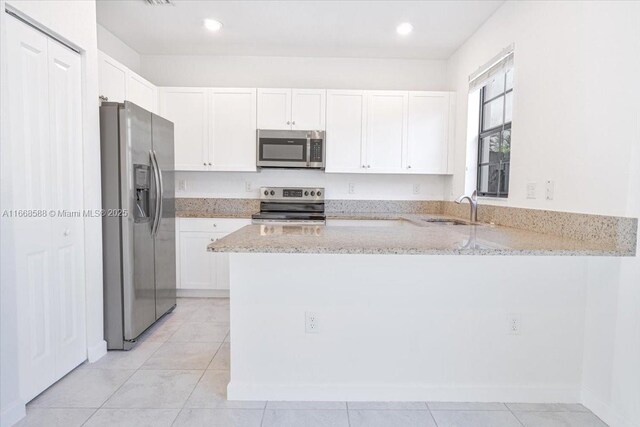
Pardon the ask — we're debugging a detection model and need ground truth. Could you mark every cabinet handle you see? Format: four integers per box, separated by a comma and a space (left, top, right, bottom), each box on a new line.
208, 162, 212, 166
213, 224, 217, 227
99, 95, 108, 102
287, 121, 291, 125
203, 162, 207, 166
407, 165, 412, 169
63, 229, 70, 236
292, 121, 296, 125
367, 165, 371, 168
362, 165, 366, 168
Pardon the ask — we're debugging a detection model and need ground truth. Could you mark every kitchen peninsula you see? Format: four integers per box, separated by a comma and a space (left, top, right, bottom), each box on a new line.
207, 209, 636, 403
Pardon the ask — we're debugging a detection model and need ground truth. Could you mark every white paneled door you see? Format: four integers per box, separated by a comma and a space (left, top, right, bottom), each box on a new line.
98, 51, 127, 103
325, 90, 367, 173
291, 89, 326, 130
210, 88, 257, 171
257, 88, 292, 130
365, 91, 408, 173
7, 16, 86, 402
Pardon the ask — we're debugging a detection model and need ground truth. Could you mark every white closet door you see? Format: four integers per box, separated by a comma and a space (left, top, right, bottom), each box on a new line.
291, 89, 326, 130
210, 88, 257, 171
7, 16, 57, 402
47, 38, 86, 379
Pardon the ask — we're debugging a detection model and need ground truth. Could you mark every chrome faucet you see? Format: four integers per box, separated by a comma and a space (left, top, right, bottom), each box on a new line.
455, 190, 478, 223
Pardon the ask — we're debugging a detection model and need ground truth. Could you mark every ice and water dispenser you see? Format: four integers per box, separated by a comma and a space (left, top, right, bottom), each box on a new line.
134, 164, 151, 223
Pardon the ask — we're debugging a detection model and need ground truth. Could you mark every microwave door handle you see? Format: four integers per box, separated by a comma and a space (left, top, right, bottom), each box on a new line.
306, 137, 311, 166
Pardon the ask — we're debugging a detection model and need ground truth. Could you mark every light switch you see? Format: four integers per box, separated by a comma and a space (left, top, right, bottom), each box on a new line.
546, 180, 555, 200
526, 182, 537, 199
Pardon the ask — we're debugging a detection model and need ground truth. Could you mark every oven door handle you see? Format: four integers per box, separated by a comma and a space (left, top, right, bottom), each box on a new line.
306, 134, 311, 166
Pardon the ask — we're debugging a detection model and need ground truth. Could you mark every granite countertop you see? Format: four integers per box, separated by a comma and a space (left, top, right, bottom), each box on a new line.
176, 211, 252, 219
206, 213, 632, 256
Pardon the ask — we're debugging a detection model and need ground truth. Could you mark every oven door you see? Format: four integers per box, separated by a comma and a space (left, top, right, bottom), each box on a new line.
257, 130, 308, 168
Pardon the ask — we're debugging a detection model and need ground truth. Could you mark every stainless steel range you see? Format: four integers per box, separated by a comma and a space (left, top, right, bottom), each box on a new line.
252, 187, 325, 225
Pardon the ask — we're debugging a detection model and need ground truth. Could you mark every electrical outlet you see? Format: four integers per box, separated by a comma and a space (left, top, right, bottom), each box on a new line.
305, 311, 319, 334
348, 183, 356, 194
526, 182, 537, 199
178, 179, 187, 192
546, 180, 555, 200
245, 181, 252, 192
508, 313, 521, 335
413, 183, 421, 195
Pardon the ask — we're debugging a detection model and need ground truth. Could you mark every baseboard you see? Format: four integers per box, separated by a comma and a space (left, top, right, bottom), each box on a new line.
86, 339, 107, 363
228, 382, 580, 403
177, 289, 229, 298
1, 399, 25, 427
582, 387, 636, 427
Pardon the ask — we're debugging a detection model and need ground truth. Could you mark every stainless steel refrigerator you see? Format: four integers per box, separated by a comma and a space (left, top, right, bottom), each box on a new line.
99, 101, 176, 350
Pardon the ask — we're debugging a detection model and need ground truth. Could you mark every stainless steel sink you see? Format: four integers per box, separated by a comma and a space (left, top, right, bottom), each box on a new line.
421, 218, 469, 226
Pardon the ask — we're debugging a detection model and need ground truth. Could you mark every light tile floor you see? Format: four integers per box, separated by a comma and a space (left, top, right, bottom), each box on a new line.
17, 298, 608, 427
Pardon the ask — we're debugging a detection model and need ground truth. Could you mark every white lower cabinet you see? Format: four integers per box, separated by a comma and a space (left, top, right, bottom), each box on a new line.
177, 218, 250, 291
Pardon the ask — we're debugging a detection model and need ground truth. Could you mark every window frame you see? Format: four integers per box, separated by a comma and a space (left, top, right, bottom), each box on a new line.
476, 72, 513, 198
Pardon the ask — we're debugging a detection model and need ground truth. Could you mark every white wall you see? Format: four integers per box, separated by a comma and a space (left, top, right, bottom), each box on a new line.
446, 2, 640, 426
0, 1, 105, 425
446, 0, 640, 217
142, 55, 448, 90
177, 171, 448, 201
96, 23, 141, 73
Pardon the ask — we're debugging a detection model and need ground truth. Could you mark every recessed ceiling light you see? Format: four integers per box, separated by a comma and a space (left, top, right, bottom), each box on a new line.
204, 19, 223, 32
396, 22, 413, 36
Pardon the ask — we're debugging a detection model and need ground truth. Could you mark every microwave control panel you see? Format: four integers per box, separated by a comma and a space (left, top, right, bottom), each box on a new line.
310, 139, 323, 163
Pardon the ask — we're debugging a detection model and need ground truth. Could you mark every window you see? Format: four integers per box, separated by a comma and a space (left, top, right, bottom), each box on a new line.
477, 68, 513, 198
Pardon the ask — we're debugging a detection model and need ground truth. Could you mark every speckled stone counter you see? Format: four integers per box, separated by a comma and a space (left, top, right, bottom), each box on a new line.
207, 214, 634, 256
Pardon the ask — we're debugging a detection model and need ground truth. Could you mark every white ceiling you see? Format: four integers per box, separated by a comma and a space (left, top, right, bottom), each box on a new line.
96, 0, 504, 59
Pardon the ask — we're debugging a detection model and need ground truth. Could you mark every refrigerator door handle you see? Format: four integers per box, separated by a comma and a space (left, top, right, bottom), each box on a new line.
151, 150, 164, 237
149, 150, 161, 237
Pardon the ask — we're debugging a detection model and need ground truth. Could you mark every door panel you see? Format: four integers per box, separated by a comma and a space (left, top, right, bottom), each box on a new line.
180, 232, 215, 290
407, 92, 450, 173
211, 88, 257, 171
47, 38, 86, 376
98, 52, 126, 103
257, 88, 291, 130
292, 89, 326, 130
152, 114, 176, 318
122, 102, 156, 340
366, 91, 407, 172
7, 16, 57, 402
325, 90, 367, 173
159, 88, 208, 170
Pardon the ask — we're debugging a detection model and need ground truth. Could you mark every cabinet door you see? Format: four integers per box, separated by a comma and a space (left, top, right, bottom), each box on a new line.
406, 92, 451, 174
179, 231, 215, 290
365, 91, 408, 173
210, 88, 257, 171
257, 88, 291, 130
127, 73, 157, 113
47, 38, 87, 379
98, 51, 126, 103
325, 90, 367, 173
292, 89, 326, 130
159, 88, 209, 170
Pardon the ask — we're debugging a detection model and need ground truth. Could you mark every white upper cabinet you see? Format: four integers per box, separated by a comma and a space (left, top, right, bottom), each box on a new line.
365, 91, 408, 173
257, 88, 326, 130
210, 88, 257, 171
159, 87, 209, 171
291, 89, 326, 130
98, 51, 158, 113
406, 92, 452, 174
98, 52, 126, 103
257, 88, 291, 130
325, 90, 367, 173
127, 73, 157, 113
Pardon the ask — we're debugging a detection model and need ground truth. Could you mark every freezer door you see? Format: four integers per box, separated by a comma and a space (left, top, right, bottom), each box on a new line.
152, 113, 176, 318
121, 102, 157, 341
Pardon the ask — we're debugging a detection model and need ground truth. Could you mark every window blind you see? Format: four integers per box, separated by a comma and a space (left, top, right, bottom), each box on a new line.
469, 44, 514, 92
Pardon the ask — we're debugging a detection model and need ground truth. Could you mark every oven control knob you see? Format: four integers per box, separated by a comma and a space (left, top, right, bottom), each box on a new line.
310, 191, 315, 196
304, 191, 309, 196
317, 191, 322, 196
270, 190, 275, 196
264, 190, 269, 196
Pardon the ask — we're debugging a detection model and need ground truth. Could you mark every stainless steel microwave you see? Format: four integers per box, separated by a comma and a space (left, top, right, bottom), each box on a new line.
256, 129, 325, 169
